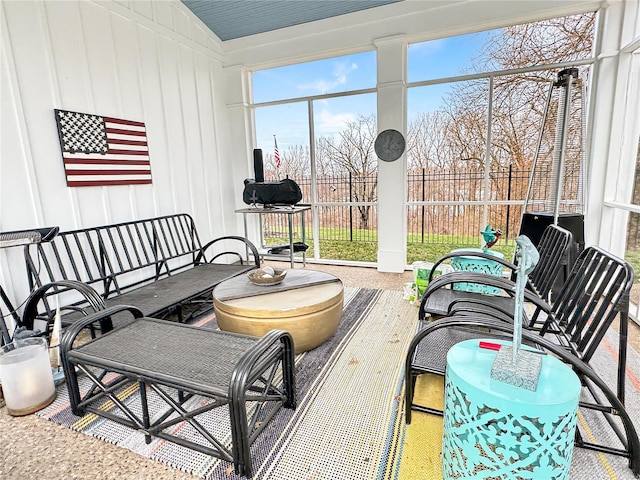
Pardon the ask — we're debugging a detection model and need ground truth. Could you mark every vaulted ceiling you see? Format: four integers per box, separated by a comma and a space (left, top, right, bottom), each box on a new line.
181, 0, 402, 41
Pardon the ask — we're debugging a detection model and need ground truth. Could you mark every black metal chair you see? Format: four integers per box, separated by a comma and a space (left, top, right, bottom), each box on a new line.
0, 227, 60, 345
441, 246, 634, 403
418, 224, 572, 321
404, 316, 640, 475
405, 246, 637, 473
0, 290, 16, 346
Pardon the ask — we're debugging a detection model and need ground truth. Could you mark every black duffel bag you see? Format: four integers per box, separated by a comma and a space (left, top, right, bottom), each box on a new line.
242, 177, 302, 206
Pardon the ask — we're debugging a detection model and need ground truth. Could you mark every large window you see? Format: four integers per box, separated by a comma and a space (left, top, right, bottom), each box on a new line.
253, 53, 378, 262
406, 13, 595, 262
626, 142, 640, 319
251, 13, 599, 265
624, 46, 640, 322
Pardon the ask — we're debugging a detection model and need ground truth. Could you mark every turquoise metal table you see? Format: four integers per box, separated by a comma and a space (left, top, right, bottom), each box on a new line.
450, 248, 505, 294
442, 339, 580, 480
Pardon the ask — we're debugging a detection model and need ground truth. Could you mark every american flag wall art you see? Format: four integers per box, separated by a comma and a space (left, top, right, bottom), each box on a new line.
54, 109, 152, 187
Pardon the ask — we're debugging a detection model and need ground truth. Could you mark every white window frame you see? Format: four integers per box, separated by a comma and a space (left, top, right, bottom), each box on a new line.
602, 35, 640, 322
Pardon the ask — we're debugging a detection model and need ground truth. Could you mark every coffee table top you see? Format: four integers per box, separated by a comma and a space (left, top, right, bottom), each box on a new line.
213, 269, 343, 317
68, 318, 264, 396
213, 269, 340, 302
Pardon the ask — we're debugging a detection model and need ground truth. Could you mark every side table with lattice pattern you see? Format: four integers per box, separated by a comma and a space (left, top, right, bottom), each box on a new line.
442, 339, 580, 480
449, 248, 505, 295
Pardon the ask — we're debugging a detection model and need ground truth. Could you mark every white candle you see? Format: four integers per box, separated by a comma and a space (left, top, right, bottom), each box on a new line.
0, 339, 55, 414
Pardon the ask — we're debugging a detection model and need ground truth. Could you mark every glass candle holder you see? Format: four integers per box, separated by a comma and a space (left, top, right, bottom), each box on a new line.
0, 337, 56, 416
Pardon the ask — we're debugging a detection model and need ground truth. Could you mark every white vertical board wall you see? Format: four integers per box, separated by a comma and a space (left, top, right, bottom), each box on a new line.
0, 0, 230, 307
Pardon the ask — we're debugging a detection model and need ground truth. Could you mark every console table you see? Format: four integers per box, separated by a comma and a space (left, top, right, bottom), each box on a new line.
236, 206, 310, 268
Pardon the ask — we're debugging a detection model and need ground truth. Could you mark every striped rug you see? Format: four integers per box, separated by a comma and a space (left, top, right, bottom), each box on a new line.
34, 288, 640, 479
36, 287, 419, 480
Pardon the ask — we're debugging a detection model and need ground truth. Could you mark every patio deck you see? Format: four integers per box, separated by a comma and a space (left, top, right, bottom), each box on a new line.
1, 261, 638, 479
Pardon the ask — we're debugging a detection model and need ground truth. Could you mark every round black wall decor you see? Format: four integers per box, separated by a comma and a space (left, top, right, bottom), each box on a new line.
374, 129, 405, 162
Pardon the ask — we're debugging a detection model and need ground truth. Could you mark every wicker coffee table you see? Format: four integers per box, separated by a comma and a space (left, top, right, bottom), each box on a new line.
213, 270, 344, 354
60, 306, 295, 477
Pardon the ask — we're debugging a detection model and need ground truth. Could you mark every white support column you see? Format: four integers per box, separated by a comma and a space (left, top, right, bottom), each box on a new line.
375, 36, 407, 273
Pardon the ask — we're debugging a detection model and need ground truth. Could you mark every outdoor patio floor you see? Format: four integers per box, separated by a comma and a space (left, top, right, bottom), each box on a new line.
1, 261, 638, 479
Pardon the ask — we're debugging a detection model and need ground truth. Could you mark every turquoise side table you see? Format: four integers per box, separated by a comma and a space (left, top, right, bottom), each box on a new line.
450, 248, 505, 294
442, 339, 580, 480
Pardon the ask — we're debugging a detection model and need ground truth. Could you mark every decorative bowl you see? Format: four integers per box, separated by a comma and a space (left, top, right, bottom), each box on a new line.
247, 267, 287, 286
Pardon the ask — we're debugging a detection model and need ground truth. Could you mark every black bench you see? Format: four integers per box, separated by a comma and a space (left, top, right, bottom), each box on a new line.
20, 213, 260, 333
61, 305, 296, 477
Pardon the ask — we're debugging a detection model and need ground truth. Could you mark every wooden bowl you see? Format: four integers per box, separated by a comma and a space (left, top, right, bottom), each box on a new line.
247, 268, 287, 286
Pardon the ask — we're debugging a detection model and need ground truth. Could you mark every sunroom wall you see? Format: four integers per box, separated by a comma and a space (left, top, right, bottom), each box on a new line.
0, 0, 234, 306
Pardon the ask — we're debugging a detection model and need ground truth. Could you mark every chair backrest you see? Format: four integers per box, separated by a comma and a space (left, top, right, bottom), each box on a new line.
545, 246, 634, 364
527, 224, 573, 299
24, 213, 203, 298
1, 287, 15, 345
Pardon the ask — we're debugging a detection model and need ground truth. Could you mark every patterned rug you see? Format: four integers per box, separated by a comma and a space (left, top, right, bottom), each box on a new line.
33, 287, 640, 479
398, 323, 640, 480
36, 287, 419, 480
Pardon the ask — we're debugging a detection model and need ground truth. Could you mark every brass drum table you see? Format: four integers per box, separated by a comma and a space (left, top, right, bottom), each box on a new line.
213, 270, 344, 354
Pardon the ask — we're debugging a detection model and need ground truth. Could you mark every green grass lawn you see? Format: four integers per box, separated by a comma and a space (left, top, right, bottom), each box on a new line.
310, 239, 515, 264
265, 227, 637, 286
626, 249, 640, 280
265, 228, 516, 265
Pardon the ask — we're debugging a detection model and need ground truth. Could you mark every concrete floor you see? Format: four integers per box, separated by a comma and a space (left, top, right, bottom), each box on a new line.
1, 261, 638, 479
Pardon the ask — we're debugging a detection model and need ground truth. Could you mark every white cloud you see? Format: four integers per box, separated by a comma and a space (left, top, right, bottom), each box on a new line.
315, 108, 356, 137
298, 79, 337, 93
410, 38, 447, 55
297, 60, 359, 94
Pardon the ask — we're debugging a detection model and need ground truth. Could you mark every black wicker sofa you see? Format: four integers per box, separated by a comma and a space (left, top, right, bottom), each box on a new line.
20, 213, 260, 334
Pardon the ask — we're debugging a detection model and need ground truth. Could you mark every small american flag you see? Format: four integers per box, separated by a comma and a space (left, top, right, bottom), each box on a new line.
54, 109, 152, 187
274, 135, 281, 169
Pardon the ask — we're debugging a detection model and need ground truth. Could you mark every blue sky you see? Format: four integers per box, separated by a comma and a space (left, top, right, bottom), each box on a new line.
252, 31, 491, 155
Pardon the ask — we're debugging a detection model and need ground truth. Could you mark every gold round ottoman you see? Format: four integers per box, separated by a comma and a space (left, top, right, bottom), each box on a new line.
213, 270, 343, 354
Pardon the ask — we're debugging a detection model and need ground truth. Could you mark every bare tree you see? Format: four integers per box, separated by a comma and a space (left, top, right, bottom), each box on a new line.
428, 13, 594, 169
480, 14, 595, 71
407, 111, 455, 170
263, 145, 310, 180
315, 114, 378, 229
406, 12, 594, 235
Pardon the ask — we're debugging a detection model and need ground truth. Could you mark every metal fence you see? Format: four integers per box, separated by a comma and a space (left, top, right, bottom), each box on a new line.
260, 167, 581, 246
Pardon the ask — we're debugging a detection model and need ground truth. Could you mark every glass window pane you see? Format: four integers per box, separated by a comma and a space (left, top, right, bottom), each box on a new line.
316, 206, 378, 262
408, 32, 493, 82
407, 80, 488, 202
252, 51, 376, 104
625, 141, 640, 315
408, 13, 595, 83
254, 103, 310, 190
313, 93, 378, 201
